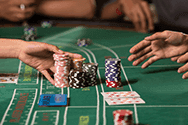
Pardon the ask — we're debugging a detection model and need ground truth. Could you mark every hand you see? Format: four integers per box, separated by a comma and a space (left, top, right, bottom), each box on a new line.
128, 30, 188, 68
119, 0, 154, 32
0, 0, 36, 22
18, 41, 82, 85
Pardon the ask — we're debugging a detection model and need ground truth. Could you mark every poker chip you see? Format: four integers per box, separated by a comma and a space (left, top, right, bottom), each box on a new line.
77, 38, 92, 47
53, 53, 70, 88
71, 58, 86, 71
41, 21, 53, 28
105, 58, 121, 88
68, 69, 87, 89
113, 109, 133, 125
82, 63, 98, 86
22, 27, 37, 41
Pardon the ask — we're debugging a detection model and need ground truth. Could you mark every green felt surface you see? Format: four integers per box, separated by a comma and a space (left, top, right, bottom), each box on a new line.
0, 26, 188, 125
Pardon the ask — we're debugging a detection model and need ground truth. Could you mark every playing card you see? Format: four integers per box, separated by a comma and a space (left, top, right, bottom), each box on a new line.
105, 98, 145, 105
101, 91, 140, 99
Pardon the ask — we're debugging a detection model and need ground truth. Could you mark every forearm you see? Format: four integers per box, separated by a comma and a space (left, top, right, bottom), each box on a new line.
0, 39, 24, 59
36, 0, 95, 19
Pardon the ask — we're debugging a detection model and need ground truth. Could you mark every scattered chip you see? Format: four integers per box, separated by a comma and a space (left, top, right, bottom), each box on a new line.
77, 38, 92, 47
22, 27, 37, 41
41, 21, 53, 28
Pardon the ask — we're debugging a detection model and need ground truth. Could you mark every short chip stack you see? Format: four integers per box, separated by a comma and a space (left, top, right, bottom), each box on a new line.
68, 58, 87, 88
53, 53, 70, 88
41, 21, 53, 28
105, 58, 121, 88
77, 38, 92, 47
83, 63, 98, 86
113, 110, 133, 125
22, 27, 37, 41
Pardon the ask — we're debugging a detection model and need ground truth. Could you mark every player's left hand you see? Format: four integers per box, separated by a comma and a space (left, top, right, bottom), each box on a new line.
18, 41, 82, 85
128, 30, 188, 69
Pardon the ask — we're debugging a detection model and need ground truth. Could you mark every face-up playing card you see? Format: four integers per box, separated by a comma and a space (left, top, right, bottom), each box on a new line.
105, 97, 145, 105
101, 91, 140, 99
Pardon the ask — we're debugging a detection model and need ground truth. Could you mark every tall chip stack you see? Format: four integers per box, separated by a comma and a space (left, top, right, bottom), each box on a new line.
82, 63, 98, 86
113, 110, 133, 125
105, 58, 121, 88
53, 53, 70, 88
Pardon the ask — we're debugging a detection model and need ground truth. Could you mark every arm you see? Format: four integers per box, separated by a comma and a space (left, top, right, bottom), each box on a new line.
0, 38, 23, 59
36, 0, 95, 19
0, 38, 83, 85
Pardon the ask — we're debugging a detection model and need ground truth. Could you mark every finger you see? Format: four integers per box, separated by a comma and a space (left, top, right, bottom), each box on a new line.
24, 6, 36, 18
132, 12, 140, 31
182, 72, 188, 79
141, 55, 161, 69
130, 39, 151, 53
41, 70, 55, 85
141, 1, 154, 31
177, 52, 188, 63
171, 56, 181, 62
128, 45, 151, 61
132, 51, 153, 66
178, 62, 188, 73
137, 5, 146, 32
144, 31, 169, 41
50, 66, 56, 73
64, 52, 83, 59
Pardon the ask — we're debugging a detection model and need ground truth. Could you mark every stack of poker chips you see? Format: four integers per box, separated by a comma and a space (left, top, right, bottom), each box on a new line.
82, 63, 98, 86
105, 58, 121, 88
41, 21, 53, 28
68, 58, 86, 88
113, 110, 133, 125
77, 38, 92, 47
69, 69, 86, 89
53, 53, 70, 88
22, 27, 37, 41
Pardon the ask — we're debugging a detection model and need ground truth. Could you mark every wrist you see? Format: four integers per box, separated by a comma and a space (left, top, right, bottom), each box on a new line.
16, 40, 26, 59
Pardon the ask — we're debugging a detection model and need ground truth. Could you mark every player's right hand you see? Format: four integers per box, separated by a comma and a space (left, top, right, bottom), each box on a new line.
0, 0, 36, 22
18, 41, 83, 85
119, 0, 154, 33
128, 30, 188, 69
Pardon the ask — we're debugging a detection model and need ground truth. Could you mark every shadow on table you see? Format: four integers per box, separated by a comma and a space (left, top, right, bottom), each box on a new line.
121, 78, 139, 86
142, 66, 179, 74
98, 78, 139, 87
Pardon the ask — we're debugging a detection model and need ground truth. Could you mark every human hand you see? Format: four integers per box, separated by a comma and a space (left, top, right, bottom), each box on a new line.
119, 0, 154, 32
128, 30, 188, 68
18, 41, 82, 85
0, 0, 36, 22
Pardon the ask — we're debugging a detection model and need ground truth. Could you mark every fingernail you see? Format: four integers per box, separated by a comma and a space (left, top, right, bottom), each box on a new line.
145, 36, 150, 40
178, 69, 181, 73
177, 59, 180, 63
182, 75, 185, 79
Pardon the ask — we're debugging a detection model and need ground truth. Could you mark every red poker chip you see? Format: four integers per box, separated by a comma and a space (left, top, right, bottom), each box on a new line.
106, 80, 121, 88
113, 110, 133, 124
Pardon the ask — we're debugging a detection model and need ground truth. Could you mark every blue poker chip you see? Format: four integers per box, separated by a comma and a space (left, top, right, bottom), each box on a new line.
38, 94, 67, 106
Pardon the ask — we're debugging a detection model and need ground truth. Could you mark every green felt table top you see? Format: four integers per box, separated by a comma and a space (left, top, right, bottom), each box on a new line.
0, 26, 187, 125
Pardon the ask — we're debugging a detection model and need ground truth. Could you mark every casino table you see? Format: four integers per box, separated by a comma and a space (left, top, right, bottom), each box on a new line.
0, 26, 188, 125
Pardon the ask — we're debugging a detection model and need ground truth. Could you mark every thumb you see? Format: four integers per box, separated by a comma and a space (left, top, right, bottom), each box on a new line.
64, 52, 83, 59
46, 44, 64, 54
